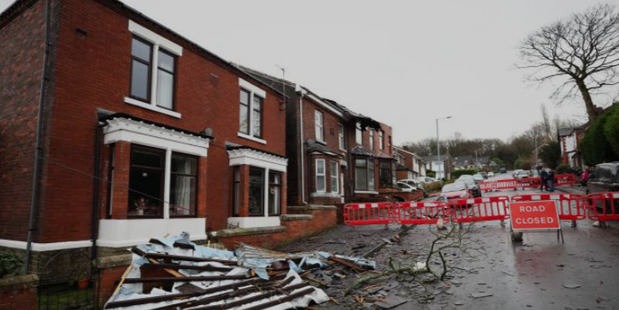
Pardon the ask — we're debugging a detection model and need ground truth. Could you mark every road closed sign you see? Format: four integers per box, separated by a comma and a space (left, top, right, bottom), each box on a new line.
510, 200, 560, 231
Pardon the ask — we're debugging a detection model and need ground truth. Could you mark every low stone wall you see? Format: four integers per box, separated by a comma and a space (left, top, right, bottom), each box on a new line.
0, 274, 38, 310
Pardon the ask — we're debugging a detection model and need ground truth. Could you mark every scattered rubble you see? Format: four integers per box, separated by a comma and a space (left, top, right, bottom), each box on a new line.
104, 233, 376, 309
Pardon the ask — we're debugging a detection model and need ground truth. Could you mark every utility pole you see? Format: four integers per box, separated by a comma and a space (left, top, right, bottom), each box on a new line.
435, 116, 452, 179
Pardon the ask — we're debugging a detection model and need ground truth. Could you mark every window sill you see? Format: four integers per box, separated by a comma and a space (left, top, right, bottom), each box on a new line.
310, 192, 343, 198
237, 132, 267, 144
354, 190, 379, 195
124, 97, 181, 119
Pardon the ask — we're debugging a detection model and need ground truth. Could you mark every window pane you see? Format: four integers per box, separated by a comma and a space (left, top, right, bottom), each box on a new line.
130, 60, 149, 100
131, 38, 151, 61
172, 155, 196, 174
368, 160, 375, 190
233, 167, 241, 216
355, 159, 367, 190
356, 123, 362, 144
330, 161, 338, 192
240, 89, 249, 105
249, 167, 265, 216
158, 50, 175, 72
252, 109, 261, 137
170, 176, 196, 216
253, 96, 263, 111
157, 70, 174, 109
129, 146, 164, 218
316, 160, 325, 174
268, 171, 281, 215
339, 124, 344, 149
239, 104, 249, 134
380, 161, 392, 187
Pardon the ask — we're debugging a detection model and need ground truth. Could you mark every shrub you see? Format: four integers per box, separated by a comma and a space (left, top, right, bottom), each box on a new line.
580, 111, 615, 165
426, 170, 436, 178
0, 252, 21, 278
424, 181, 442, 193
539, 141, 561, 169
556, 164, 576, 174
603, 104, 619, 157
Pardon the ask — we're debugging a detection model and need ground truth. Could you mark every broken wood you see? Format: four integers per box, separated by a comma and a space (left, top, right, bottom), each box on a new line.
329, 256, 365, 272
123, 274, 251, 283
141, 262, 233, 272
131, 247, 237, 265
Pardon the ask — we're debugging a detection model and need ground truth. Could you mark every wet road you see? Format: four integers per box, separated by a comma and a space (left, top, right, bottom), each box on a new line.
281, 175, 619, 309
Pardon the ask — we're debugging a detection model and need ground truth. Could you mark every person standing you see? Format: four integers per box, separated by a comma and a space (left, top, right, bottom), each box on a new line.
548, 169, 555, 192
540, 168, 548, 191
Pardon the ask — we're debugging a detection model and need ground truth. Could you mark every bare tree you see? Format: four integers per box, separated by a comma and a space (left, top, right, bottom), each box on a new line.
518, 4, 619, 122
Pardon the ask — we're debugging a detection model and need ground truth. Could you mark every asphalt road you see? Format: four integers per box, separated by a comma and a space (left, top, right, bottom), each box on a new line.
280, 174, 619, 309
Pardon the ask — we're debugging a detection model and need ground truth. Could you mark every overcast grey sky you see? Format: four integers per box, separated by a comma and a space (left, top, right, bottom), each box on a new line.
2, 0, 618, 144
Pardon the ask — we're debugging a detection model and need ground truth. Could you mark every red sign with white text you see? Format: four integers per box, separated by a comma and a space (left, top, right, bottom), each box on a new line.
510, 200, 560, 231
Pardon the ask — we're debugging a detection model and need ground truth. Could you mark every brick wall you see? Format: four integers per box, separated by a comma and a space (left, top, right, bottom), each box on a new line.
0, 0, 46, 240
30, 0, 285, 242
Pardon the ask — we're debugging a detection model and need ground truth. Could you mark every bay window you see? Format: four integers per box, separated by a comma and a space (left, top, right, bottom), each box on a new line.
355, 158, 375, 191
315, 159, 326, 192
268, 171, 282, 215
249, 167, 265, 216
330, 161, 339, 193
170, 153, 197, 216
380, 160, 393, 188
129, 146, 164, 217
379, 131, 384, 150
232, 167, 241, 216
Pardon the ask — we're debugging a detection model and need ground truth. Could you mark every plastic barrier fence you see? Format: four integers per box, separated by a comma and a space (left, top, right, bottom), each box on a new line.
511, 193, 586, 221
446, 196, 510, 223
479, 174, 578, 192
396, 201, 451, 225
586, 192, 619, 222
343, 202, 394, 226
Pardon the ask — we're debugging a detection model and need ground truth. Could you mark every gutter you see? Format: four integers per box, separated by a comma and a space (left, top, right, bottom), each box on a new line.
296, 85, 307, 205
90, 121, 104, 277
25, 0, 51, 273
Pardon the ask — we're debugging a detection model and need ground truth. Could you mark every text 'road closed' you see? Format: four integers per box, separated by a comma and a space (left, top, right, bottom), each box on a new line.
510, 200, 560, 231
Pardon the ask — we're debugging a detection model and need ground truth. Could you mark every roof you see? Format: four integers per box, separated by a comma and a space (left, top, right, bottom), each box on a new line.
305, 140, 341, 157
226, 145, 286, 159
0, 0, 285, 98
396, 163, 412, 171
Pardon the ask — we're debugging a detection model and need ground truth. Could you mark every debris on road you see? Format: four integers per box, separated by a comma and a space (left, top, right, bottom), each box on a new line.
104, 233, 376, 309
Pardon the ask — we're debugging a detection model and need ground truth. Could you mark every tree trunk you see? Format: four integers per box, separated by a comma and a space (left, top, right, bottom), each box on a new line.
575, 79, 599, 122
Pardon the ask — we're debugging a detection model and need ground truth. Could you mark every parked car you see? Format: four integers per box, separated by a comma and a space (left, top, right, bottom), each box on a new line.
472, 173, 485, 183
513, 170, 530, 179
487, 172, 495, 177
441, 181, 471, 200
456, 175, 482, 197
499, 167, 507, 174
396, 181, 417, 192
417, 176, 437, 184
398, 179, 426, 195
588, 162, 619, 194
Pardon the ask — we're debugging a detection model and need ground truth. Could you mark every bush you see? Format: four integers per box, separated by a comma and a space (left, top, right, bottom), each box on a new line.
603, 104, 619, 157
0, 252, 21, 278
452, 169, 478, 179
424, 181, 442, 193
556, 164, 577, 175
539, 141, 561, 169
580, 111, 615, 165
426, 170, 436, 178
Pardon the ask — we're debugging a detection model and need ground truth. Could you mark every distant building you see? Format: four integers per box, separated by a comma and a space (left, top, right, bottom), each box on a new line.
558, 126, 586, 168
393, 146, 425, 180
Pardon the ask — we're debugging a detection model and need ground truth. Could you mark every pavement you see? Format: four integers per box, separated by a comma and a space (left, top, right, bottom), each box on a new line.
279, 178, 619, 309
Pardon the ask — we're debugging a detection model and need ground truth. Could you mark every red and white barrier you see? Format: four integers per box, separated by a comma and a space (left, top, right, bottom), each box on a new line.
446, 196, 510, 223
586, 192, 619, 222
396, 201, 451, 225
343, 202, 394, 226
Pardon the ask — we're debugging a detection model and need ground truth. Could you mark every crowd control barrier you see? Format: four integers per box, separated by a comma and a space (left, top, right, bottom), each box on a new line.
479, 174, 578, 192
511, 193, 586, 222
343, 202, 394, 226
396, 201, 451, 225
446, 196, 510, 224
586, 192, 619, 222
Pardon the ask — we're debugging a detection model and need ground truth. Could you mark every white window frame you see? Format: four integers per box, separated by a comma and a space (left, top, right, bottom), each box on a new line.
338, 123, 345, 150
237, 78, 267, 144
369, 129, 374, 150
379, 130, 384, 150
315, 110, 325, 143
330, 161, 339, 193
125, 20, 183, 119
315, 159, 326, 193
355, 122, 362, 145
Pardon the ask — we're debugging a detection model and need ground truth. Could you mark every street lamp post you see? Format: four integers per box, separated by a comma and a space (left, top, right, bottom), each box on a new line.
436, 116, 452, 179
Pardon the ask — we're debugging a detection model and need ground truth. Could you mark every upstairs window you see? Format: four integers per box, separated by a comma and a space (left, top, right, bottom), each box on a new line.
238, 79, 266, 142
330, 161, 339, 193
355, 122, 362, 145
338, 123, 345, 150
315, 110, 324, 142
369, 129, 374, 150
126, 21, 182, 118
130, 37, 152, 101
379, 131, 384, 150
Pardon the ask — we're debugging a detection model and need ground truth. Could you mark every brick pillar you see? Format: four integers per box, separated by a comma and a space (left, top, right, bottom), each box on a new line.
281, 172, 287, 215
111, 141, 130, 219
197, 156, 208, 218
238, 165, 250, 217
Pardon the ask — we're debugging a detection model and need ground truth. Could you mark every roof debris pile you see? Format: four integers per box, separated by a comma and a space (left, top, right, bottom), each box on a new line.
104, 234, 375, 309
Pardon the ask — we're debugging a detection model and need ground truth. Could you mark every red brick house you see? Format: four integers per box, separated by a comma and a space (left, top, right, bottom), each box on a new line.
0, 0, 298, 276
393, 146, 424, 180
